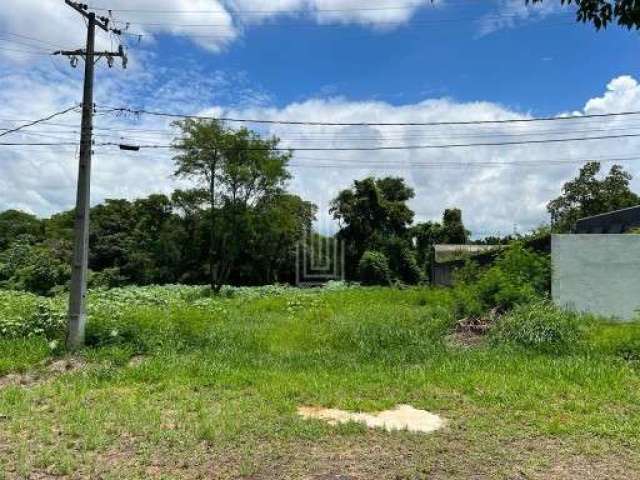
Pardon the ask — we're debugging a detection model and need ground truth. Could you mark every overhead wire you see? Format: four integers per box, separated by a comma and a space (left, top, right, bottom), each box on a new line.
98, 105, 640, 127
0, 106, 80, 139
80, 131, 640, 152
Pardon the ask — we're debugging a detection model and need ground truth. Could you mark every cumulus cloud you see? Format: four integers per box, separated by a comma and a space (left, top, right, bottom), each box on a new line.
2, 57, 640, 237
0, 0, 238, 61
210, 80, 640, 235
0, 0, 438, 60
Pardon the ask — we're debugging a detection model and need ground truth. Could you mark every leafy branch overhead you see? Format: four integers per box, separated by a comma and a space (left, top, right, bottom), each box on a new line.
527, 0, 640, 29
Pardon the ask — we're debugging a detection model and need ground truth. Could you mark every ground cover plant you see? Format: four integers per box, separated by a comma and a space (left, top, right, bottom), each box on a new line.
1, 282, 639, 479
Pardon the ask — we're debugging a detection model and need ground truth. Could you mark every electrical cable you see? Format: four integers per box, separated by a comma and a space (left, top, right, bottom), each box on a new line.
0, 106, 81, 139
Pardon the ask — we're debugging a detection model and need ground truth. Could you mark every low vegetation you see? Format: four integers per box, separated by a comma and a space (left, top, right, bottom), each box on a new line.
1, 278, 639, 478
1, 159, 639, 477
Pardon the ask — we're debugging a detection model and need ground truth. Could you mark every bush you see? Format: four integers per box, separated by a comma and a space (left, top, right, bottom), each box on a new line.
0, 290, 66, 339
0, 240, 71, 296
490, 301, 581, 354
393, 246, 423, 285
383, 238, 424, 285
453, 243, 550, 317
358, 251, 392, 286
89, 267, 129, 289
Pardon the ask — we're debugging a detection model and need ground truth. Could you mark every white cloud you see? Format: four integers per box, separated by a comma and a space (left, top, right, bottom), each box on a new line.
229, 0, 436, 27
584, 76, 640, 114
0, 0, 438, 60
478, 0, 563, 36
2, 59, 640, 237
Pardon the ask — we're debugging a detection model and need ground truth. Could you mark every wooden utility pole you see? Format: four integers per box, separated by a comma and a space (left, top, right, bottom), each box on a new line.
55, 0, 127, 349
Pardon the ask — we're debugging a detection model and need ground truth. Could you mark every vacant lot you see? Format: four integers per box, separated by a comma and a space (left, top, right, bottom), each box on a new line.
1, 286, 640, 479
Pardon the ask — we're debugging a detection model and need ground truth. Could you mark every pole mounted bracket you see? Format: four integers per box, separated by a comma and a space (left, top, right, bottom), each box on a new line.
53, 46, 128, 68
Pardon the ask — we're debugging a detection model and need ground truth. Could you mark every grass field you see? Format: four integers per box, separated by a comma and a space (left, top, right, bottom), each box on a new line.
1, 285, 640, 479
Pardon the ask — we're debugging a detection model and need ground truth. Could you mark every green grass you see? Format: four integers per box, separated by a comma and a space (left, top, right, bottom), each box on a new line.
1, 285, 639, 479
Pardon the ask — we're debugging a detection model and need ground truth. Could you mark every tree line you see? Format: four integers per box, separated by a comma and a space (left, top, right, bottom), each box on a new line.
1, 118, 638, 295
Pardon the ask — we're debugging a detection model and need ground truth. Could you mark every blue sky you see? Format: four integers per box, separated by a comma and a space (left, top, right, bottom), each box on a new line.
2, 0, 640, 236
145, 1, 640, 113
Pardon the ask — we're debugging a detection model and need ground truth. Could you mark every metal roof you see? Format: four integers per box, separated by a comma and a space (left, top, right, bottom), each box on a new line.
433, 244, 505, 263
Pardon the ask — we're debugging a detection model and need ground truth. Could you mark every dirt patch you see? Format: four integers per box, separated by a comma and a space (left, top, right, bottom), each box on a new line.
0, 357, 86, 391
0, 372, 41, 389
127, 355, 146, 368
297, 405, 446, 434
449, 308, 502, 348
446, 331, 485, 348
310, 475, 355, 480
46, 357, 86, 374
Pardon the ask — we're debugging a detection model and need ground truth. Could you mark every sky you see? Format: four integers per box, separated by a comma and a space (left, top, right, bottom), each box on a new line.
1, 0, 640, 237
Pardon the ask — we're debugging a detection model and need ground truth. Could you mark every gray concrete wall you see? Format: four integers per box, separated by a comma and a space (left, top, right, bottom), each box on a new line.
552, 235, 640, 321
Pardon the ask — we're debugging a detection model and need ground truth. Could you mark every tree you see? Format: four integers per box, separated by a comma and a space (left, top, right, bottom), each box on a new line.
330, 177, 415, 280
0, 237, 71, 296
173, 119, 292, 291
441, 208, 470, 245
171, 189, 209, 283
528, 0, 640, 29
89, 199, 137, 273
0, 210, 43, 251
412, 221, 443, 271
247, 194, 317, 284
547, 162, 640, 232
412, 209, 470, 282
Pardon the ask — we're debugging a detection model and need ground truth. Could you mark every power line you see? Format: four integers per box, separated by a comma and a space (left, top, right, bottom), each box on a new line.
0, 46, 54, 56
0, 106, 80, 139
0, 142, 79, 146
88, 3, 434, 15
100, 105, 640, 127
87, 131, 640, 151
0, 38, 52, 52
13, 122, 640, 140
287, 154, 640, 168
111, 12, 572, 29
0, 31, 67, 49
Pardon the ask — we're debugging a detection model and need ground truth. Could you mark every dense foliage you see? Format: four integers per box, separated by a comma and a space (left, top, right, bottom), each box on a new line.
547, 162, 640, 233
358, 250, 392, 286
1, 153, 637, 294
490, 301, 582, 354
172, 119, 295, 291
452, 242, 551, 318
529, 0, 640, 30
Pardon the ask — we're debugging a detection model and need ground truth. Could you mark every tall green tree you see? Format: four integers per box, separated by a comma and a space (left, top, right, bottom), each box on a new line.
547, 162, 639, 232
331, 176, 415, 280
441, 208, 470, 244
242, 194, 316, 284
173, 119, 292, 291
412, 209, 470, 279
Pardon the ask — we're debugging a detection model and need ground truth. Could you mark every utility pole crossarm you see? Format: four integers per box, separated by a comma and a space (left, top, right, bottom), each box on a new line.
54, 46, 128, 68
64, 1, 110, 31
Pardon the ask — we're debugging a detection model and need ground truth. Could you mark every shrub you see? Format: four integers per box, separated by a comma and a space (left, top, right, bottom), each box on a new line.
383, 238, 423, 284
453, 243, 550, 317
492, 242, 550, 296
0, 240, 71, 296
394, 246, 423, 284
89, 267, 128, 289
358, 251, 392, 286
490, 301, 581, 354
0, 290, 66, 339
453, 259, 482, 285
